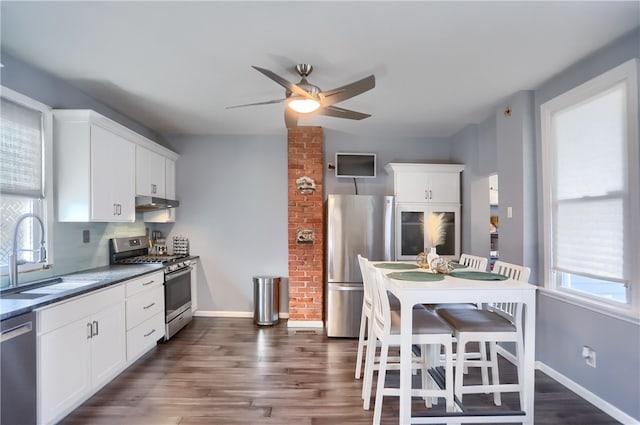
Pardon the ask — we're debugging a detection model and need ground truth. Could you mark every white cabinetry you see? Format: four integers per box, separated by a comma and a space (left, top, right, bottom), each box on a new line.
37, 285, 125, 425
142, 158, 177, 223
136, 146, 166, 198
54, 111, 136, 222
386, 163, 464, 261
124, 271, 165, 363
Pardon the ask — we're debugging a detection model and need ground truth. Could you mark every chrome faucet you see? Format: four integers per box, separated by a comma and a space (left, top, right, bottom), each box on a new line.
9, 213, 47, 287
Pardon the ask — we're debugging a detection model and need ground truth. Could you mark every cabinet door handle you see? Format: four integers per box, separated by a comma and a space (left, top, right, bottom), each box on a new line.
114, 203, 118, 216
151, 184, 157, 194
116, 204, 122, 215
142, 280, 155, 286
143, 302, 155, 310
429, 190, 433, 200
87, 322, 93, 339
144, 329, 156, 338
425, 190, 428, 200
92, 320, 99, 337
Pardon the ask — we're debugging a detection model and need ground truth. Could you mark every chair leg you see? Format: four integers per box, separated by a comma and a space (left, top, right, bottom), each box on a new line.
362, 326, 377, 409
421, 345, 432, 408
454, 337, 466, 405
515, 332, 525, 411
373, 339, 389, 425
355, 308, 368, 379
444, 341, 454, 411
489, 341, 502, 406
479, 341, 489, 391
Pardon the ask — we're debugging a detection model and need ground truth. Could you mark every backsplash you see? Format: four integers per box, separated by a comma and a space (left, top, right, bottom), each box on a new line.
1, 217, 148, 288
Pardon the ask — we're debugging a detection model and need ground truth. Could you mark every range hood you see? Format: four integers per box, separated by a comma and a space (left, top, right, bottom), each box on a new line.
135, 196, 179, 212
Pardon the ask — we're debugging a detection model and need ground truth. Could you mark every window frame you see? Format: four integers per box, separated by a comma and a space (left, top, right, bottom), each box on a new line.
0, 86, 54, 276
540, 59, 640, 319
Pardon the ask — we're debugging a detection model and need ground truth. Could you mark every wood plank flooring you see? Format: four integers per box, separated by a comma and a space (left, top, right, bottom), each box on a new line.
61, 317, 621, 425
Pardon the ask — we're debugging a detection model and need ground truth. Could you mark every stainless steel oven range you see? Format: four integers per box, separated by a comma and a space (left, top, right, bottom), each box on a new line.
110, 235, 193, 340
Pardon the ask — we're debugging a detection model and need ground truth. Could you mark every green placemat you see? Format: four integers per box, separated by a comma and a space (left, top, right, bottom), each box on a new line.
450, 262, 468, 269
386, 271, 445, 282
449, 271, 508, 281
374, 263, 419, 270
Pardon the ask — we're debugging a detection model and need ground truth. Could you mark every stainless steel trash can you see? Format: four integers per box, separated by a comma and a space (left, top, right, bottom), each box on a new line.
253, 276, 280, 325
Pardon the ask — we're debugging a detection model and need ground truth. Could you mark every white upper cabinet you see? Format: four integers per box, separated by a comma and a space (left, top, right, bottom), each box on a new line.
136, 146, 166, 198
386, 163, 464, 204
165, 158, 176, 200
54, 111, 136, 222
54, 109, 179, 223
142, 158, 177, 223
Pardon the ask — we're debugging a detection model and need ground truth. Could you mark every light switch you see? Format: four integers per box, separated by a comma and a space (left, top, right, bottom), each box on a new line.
83, 230, 90, 243
507, 207, 513, 218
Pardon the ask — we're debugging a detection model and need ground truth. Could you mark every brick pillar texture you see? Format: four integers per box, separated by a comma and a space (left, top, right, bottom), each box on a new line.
288, 126, 324, 323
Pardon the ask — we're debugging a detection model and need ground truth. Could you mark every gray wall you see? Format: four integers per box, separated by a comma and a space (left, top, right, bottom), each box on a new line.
533, 28, 640, 419
159, 134, 289, 314
323, 130, 452, 197
495, 90, 538, 283
450, 123, 491, 261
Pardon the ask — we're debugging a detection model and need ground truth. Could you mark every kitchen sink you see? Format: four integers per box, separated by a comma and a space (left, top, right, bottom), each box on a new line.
1, 278, 100, 300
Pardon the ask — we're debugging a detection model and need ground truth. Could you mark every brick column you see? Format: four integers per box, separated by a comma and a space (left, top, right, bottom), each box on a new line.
287, 126, 324, 327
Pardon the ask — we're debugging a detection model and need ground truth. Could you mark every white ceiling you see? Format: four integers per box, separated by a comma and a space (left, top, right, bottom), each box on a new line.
1, 1, 638, 139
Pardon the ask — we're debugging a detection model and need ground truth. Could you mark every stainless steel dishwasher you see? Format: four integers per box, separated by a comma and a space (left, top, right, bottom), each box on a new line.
1, 311, 37, 425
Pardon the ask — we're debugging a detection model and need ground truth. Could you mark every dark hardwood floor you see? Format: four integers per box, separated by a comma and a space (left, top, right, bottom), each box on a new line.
61, 317, 621, 425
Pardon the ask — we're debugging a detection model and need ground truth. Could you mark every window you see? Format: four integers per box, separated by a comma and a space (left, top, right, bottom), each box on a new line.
541, 59, 639, 316
1, 87, 53, 286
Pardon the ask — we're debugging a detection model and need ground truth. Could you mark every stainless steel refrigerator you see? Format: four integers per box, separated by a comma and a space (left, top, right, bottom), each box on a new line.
325, 194, 394, 337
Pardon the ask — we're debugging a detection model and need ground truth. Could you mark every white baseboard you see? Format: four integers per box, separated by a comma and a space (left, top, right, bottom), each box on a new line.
194, 310, 289, 319
491, 346, 638, 424
286, 320, 324, 329
536, 361, 639, 425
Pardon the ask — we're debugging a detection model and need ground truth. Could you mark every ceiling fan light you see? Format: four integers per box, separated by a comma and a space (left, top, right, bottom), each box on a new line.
288, 98, 320, 113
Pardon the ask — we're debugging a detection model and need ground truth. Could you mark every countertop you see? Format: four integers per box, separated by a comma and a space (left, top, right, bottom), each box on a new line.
0, 264, 164, 321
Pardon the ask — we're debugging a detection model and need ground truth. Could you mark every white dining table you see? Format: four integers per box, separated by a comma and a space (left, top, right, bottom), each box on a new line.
379, 264, 537, 425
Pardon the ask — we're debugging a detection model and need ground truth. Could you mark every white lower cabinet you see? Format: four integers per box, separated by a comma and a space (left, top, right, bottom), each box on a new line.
125, 271, 165, 363
37, 285, 126, 425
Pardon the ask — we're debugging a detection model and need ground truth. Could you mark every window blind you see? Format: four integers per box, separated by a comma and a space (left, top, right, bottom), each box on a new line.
0, 97, 44, 198
551, 84, 627, 282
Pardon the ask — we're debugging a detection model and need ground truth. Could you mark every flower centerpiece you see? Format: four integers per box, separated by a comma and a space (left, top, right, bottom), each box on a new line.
416, 212, 446, 269
426, 212, 446, 267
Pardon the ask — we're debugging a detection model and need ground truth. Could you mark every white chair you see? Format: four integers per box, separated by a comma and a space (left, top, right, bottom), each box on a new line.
355, 256, 415, 381
459, 253, 488, 272
437, 260, 531, 407
427, 253, 489, 312
355, 255, 376, 380
362, 264, 454, 423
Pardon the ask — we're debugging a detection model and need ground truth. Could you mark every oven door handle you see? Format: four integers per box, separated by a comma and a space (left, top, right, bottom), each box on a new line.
165, 267, 193, 281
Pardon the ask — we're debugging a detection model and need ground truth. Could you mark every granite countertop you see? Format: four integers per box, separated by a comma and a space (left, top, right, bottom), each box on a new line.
0, 264, 164, 321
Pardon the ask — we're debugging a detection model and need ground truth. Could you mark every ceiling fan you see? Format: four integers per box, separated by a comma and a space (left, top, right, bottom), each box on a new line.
226, 64, 375, 128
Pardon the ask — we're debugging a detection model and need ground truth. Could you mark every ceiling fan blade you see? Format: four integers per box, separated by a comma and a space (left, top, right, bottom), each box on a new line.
285, 107, 298, 128
319, 75, 375, 107
225, 98, 285, 109
252, 66, 314, 100
317, 105, 371, 120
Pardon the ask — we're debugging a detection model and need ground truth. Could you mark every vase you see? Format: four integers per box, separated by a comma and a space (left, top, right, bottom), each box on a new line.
426, 247, 439, 269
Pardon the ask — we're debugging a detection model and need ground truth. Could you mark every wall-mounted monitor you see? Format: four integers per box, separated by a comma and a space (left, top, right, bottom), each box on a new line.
335, 152, 377, 178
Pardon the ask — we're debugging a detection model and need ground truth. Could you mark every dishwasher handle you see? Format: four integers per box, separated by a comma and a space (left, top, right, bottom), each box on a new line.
0, 321, 33, 343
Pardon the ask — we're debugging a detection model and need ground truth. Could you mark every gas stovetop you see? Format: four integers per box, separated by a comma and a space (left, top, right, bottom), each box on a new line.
116, 254, 188, 265
109, 236, 191, 271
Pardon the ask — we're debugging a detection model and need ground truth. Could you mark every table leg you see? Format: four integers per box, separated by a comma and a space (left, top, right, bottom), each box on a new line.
399, 297, 413, 424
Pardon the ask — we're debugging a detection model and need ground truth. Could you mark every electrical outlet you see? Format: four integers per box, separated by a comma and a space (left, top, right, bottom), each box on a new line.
582, 346, 596, 368
82, 230, 90, 243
